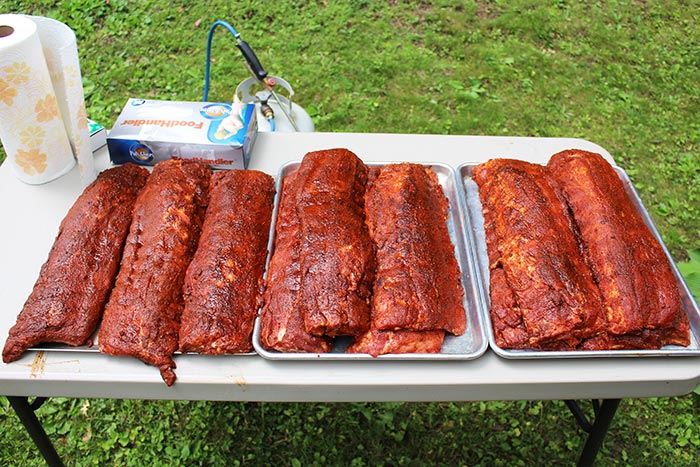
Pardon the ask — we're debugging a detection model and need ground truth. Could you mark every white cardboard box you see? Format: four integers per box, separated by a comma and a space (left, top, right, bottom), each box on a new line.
106, 98, 257, 169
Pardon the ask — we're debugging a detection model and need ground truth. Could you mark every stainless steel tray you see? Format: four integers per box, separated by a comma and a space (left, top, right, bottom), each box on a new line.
458, 162, 700, 358
28, 331, 100, 353
28, 332, 257, 356
253, 161, 488, 360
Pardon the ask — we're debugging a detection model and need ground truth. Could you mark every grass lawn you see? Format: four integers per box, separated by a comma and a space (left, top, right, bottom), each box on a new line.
1, 1, 699, 466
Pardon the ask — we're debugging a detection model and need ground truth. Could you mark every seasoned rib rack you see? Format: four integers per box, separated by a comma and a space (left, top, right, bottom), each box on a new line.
346, 328, 445, 357
259, 170, 333, 353
473, 158, 606, 350
2, 164, 149, 363
548, 149, 690, 349
365, 163, 466, 336
179, 170, 274, 354
295, 149, 375, 337
99, 159, 211, 386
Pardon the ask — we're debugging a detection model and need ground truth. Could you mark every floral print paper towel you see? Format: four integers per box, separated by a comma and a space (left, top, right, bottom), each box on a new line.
0, 14, 96, 185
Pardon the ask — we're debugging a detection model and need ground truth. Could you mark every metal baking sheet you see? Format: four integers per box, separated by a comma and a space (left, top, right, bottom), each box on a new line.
459, 162, 700, 358
26, 164, 260, 357
28, 332, 257, 356
253, 161, 488, 360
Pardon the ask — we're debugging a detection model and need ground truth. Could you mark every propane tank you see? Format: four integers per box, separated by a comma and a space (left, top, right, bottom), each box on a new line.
234, 76, 314, 132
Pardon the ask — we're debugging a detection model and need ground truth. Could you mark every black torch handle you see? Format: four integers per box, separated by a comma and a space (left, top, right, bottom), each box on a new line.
236, 40, 268, 82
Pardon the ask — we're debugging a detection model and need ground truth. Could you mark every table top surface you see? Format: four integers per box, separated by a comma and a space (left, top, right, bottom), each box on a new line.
1, 131, 698, 402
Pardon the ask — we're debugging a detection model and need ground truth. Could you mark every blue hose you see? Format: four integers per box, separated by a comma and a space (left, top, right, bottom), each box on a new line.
204, 20, 276, 132
203, 20, 240, 102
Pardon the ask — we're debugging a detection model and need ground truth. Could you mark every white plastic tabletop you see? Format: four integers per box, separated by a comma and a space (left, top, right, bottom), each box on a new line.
1, 131, 698, 402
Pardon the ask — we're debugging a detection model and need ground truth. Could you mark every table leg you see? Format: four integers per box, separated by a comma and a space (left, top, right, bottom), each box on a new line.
567, 398, 621, 467
565, 399, 594, 432
7, 396, 65, 467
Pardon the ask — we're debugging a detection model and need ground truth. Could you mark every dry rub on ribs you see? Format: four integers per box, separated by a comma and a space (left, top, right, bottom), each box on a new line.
99, 159, 210, 386
263, 157, 469, 357
348, 163, 466, 356
259, 170, 333, 353
295, 149, 375, 337
366, 163, 466, 335
346, 328, 445, 357
2, 164, 149, 363
178, 170, 274, 355
548, 149, 690, 349
473, 158, 607, 350
476, 153, 691, 351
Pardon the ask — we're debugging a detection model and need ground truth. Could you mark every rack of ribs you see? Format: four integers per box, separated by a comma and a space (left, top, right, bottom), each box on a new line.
179, 170, 274, 354
259, 170, 333, 353
295, 149, 375, 337
473, 159, 607, 350
346, 328, 445, 357
548, 149, 690, 349
99, 159, 211, 386
366, 163, 466, 335
2, 164, 149, 363
347, 163, 466, 356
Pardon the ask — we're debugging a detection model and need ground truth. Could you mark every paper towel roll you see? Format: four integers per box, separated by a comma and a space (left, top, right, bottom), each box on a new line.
0, 14, 96, 186
0, 14, 75, 184
30, 15, 96, 186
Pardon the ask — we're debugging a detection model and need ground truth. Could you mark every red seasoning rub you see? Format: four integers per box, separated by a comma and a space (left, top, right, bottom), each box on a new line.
179, 170, 274, 354
473, 159, 606, 350
346, 328, 445, 357
366, 163, 466, 336
295, 149, 375, 337
2, 164, 149, 363
548, 149, 690, 348
487, 267, 529, 349
99, 159, 211, 386
259, 171, 333, 353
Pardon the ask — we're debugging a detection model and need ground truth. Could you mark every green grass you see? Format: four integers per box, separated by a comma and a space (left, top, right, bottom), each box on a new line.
2, 0, 698, 254
1, 397, 699, 467
1, 1, 699, 466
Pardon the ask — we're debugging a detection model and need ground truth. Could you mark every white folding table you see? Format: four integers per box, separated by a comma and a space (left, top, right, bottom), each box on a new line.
2, 132, 699, 466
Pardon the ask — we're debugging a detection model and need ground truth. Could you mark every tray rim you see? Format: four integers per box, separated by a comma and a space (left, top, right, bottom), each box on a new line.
253, 160, 489, 361
457, 161, 700, 359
